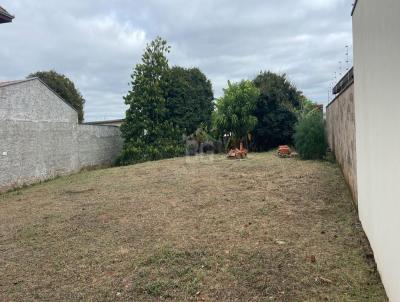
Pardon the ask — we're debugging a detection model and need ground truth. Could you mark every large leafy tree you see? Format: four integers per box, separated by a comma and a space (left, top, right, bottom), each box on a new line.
251, 71, 304, 151
28, 70, 85, 122
213, 80, 259, 147
118, 37, 184, 165
165, 66, 214, 135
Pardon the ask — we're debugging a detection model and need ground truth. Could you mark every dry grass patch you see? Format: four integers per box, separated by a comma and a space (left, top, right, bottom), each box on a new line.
0, 152, 387, 301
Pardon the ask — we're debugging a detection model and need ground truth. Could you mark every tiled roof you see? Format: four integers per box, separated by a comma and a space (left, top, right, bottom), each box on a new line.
0, 6, 14, 22
0, 6, 12, 16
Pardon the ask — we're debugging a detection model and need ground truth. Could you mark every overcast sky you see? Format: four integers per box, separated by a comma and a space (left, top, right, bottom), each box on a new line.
0, 0, 354, 121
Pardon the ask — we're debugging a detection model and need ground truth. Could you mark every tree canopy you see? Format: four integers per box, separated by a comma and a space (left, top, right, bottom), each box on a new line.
118, 37, 184, 165
28, 70, 85, 123
165, 66, 214, 135
213, 80, 259, 147
251, 71, 304, 151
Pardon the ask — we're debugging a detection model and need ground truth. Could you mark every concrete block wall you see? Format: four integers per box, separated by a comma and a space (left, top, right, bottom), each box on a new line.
326, 82, 357, 203
78, 125, 122, 169
0, 78, 122, 192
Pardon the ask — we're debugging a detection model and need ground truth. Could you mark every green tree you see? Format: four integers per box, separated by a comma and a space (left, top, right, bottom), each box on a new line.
295, 97, 321, 121
28, 70, 85, 122
294, 110, 327, 160
118, 37, 184, 165
165, 66, 214, 135
213, 80, 259, 147
251, 71, 304, 151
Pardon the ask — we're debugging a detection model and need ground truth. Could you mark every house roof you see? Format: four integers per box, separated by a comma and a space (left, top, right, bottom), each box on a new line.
351, 0, 359, 16
0, 6, 14, 23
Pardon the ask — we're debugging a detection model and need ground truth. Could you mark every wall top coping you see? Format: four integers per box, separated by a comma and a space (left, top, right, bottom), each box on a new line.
326, 80, 354, 110
333, 67, 354, 95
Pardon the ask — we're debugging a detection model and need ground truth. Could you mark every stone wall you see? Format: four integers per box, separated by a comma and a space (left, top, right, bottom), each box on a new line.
326, 82, 357, 203
0, 78, 122, 192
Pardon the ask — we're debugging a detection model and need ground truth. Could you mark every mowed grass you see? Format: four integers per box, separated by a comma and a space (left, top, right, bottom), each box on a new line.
0, 152, 387, 301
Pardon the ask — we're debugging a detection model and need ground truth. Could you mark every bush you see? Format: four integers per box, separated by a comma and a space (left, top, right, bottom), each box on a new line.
117, 139, 185, 166
294, 112, 327, 160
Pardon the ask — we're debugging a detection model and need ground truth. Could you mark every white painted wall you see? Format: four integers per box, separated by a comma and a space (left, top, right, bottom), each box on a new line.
353, 1, 400, 300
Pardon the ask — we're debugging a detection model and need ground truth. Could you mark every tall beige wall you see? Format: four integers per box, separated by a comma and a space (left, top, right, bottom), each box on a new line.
353, 0, 400, 300
326, 83, 357, 203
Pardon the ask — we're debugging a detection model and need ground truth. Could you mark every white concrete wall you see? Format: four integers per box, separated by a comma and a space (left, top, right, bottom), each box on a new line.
353, 1, 400, 300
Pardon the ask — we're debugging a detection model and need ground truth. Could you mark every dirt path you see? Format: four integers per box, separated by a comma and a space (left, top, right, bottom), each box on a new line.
0, 153, 387, 301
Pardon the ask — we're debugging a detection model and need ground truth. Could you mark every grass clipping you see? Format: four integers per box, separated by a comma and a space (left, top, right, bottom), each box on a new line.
0, 152, 387, 301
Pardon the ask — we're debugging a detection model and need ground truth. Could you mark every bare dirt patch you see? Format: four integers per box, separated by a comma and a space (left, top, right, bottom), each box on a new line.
0, 153, 387, 301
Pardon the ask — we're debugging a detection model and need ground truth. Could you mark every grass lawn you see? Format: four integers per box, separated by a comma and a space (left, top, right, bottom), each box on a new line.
0, 152, 387, 301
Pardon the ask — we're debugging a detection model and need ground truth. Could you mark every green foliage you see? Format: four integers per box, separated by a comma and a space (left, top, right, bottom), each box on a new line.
251, 71, 304, 151
295, 97, 321, 121
118, 37, 185, 165
28, 70, 85, 122
213, 80, 259, 147
294, 111, 327, 160
118, 139, 185, 165
166, 67, 214, 135
133, 247, 209, 298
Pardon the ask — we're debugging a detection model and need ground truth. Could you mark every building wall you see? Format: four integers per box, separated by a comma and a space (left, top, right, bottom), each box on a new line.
78, 125, 122, 168
353, 0, 400, 300
326, 82, 357, 203
0, 79, 122, 192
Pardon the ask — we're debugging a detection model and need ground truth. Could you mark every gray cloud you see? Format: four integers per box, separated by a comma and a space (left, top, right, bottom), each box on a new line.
0, 0, 354, 121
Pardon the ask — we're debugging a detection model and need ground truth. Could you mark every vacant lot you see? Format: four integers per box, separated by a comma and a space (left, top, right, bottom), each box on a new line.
0, 153, 386, 301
